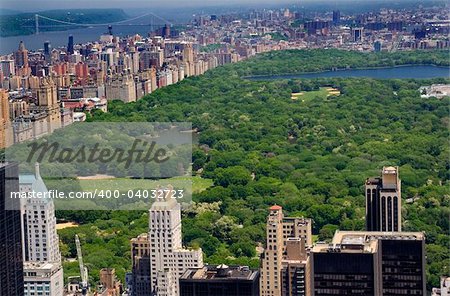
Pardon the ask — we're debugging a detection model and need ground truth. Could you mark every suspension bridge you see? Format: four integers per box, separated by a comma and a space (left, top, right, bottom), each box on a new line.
33, 13, 176, 34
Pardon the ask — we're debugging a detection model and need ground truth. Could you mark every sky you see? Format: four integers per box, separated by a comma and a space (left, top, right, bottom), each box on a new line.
0, 0, 442, 13
1, 0, 296, 11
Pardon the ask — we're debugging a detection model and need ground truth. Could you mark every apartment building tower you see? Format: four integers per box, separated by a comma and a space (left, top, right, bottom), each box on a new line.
131, 190, 203, 296
365, 166, 402, 232
19, 163, 61, 264
148, 195, 203, 296
260, 205, 312, 296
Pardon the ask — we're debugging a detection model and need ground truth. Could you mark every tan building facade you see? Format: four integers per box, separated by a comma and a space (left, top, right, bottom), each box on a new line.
261, 205, 312, 296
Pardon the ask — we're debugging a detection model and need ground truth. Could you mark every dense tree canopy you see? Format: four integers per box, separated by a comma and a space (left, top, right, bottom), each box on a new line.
58, 49, 449, 290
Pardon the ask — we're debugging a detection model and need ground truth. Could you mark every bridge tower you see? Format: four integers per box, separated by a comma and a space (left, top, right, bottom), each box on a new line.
35, 14, 39, 35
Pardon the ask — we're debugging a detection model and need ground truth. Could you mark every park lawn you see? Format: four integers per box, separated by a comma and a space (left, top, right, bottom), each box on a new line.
291, 87, 341, 100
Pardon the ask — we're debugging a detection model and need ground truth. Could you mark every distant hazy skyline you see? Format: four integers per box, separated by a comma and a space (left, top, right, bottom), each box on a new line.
1, 0, 441, 12
0, 0, 447, 18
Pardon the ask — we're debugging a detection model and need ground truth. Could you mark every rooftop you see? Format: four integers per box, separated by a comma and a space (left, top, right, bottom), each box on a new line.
180, 265, 259, 281
313, 231, 424, 254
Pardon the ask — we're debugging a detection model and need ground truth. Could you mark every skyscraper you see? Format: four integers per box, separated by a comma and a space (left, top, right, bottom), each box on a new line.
0, 162, 24, 296
14, 41, 29, 69
311, 231, 426, 296
14, 41, 31, 76
163, 24, 171, 38
67, 35, 74, 54
260, 205, 312, 296
365, 166, 402, 232
148, 192, 203, 296
332, 10, 340, 25
20, 163, 61, 263
260, 205, 284, 296
131, 234, 152, 296
351, 27, 364, 42
44, 41, 51, 55
44, 41, 52, 61
131, 189, 203, 296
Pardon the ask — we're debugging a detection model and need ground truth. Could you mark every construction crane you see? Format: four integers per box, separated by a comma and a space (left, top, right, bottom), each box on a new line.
75, 234, 89, 295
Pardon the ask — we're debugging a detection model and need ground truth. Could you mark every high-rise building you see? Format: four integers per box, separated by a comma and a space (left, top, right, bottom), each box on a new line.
0, 89, 13, 148
44, 41, 52, 61
148, 193, 204, 296
179, 265, 260, 296
105, 72, 137, 103
182, 43, 195, 63
351, 27, 364, 42
99, 268, 122, 296
19, 163, 61, 263
35, 77, 62, 133
23, 262, 64, 296
0, 162, 24, 296
311, 231, 426, 296
281, 238, 310, 296
131, 234, 152, 296
332, 10, 340, 25
131, 191, 203, 296
260, 205, 284, 296
75, 62, 89, 79
365, 166, 402, 232
14, 41, 29, 69
282, 215, 313, 247
163, 24, 171, 38
260, 205, 312, 296
67, 35, 74, 54
14, 41, 31, 76
374, 40, 382, 52
1, 59, 16, 77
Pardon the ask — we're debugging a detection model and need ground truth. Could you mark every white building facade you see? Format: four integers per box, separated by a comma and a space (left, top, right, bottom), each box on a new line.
20, 164, 61, 263
23, 262, 64, 296
20, 164, 64, 296
148, 195, 203, 296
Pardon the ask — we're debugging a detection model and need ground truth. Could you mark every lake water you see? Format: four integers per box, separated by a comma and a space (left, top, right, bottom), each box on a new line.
245, 65, 450, 80
0, 25, 151, 54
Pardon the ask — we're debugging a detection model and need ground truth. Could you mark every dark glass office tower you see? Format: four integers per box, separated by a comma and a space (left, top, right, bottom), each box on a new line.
380, 238, 426, 295
0, 162, 24, 296
180, 265, 260, 296
332, 10, 340, 25
311, 231, 426, 296
67, 35, 74, 54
